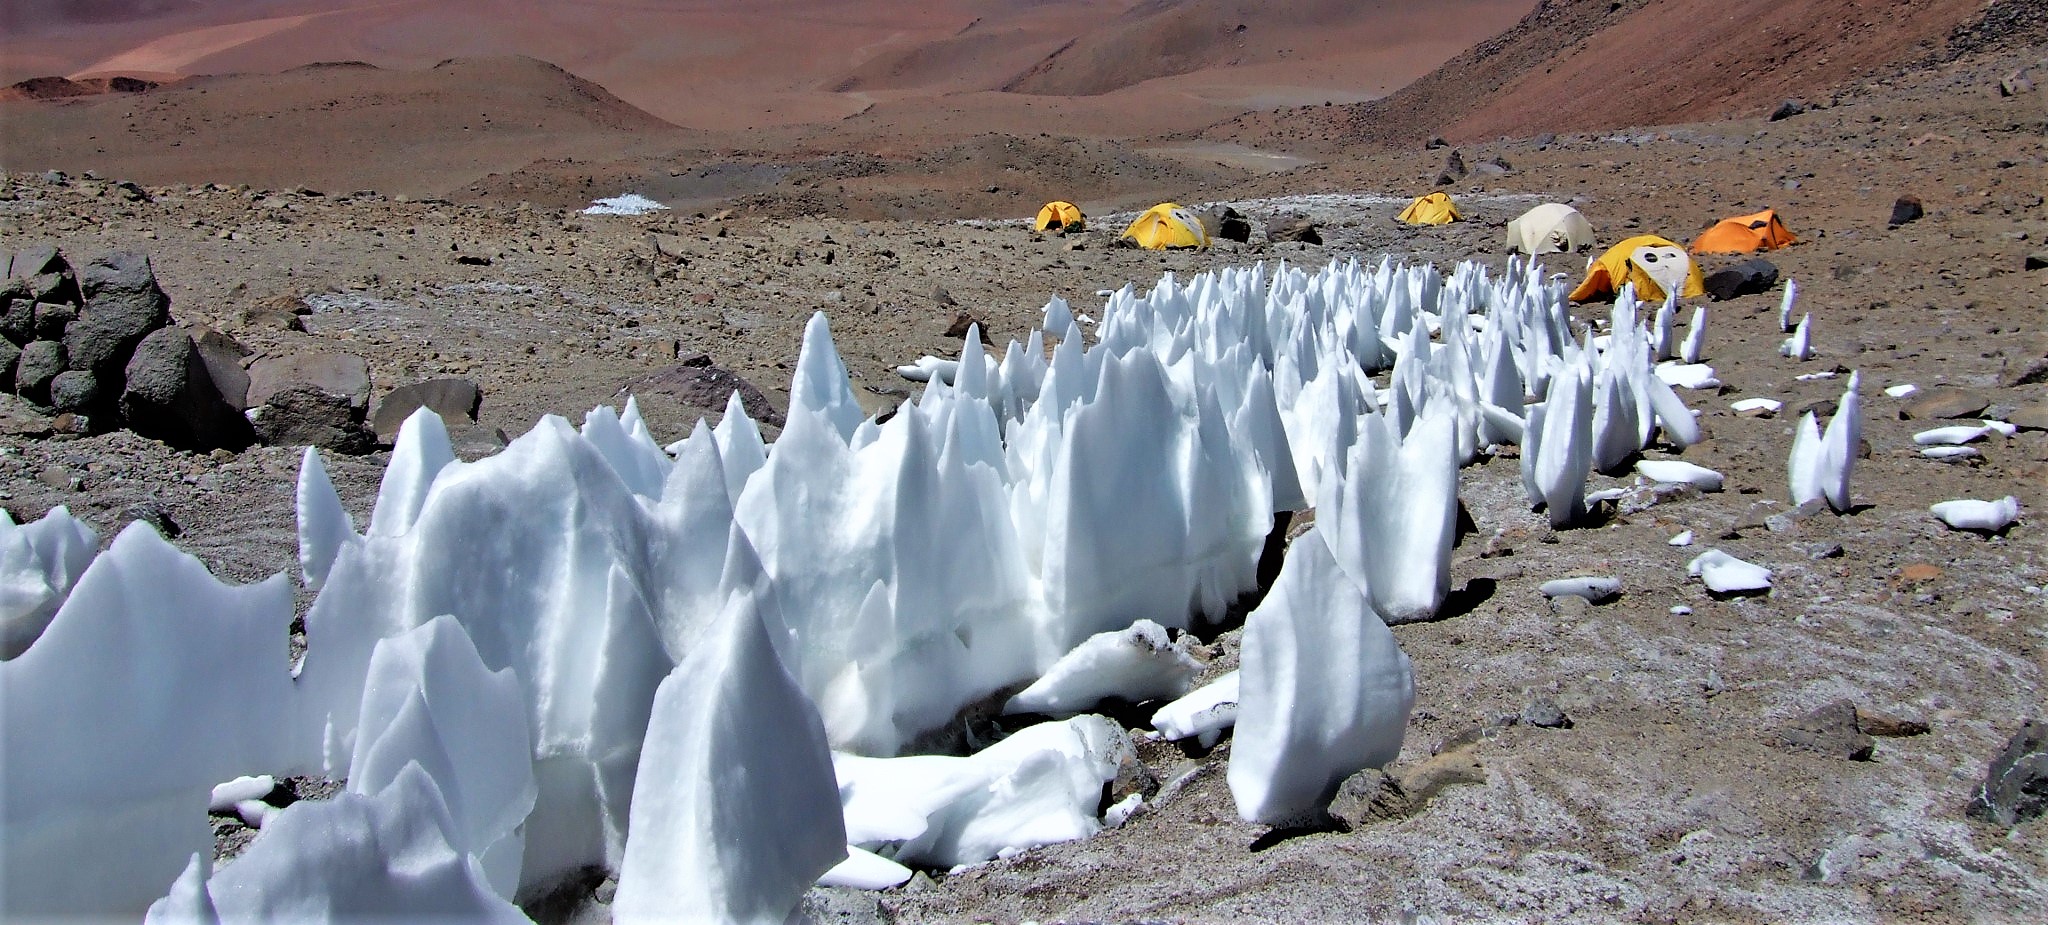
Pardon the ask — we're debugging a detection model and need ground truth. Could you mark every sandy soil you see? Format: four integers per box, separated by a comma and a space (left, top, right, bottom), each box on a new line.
3, 31, 2047, 921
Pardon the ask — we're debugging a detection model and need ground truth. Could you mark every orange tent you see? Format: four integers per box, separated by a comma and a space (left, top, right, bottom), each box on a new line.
1690, 209, 1798, 254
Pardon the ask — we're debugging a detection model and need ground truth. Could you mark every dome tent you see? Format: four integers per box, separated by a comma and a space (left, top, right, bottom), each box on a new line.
1397, 191, 1461, 226
1035, 201, 1086, 233
1569, 235, 1705, 303
1120, 203, 1209, 249
1690, 208, 1797, 254
1505, 203, 1595, 255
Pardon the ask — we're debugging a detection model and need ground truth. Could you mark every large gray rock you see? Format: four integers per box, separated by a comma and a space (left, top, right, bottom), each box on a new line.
250, 384, 374, 454
192, 328, 251, 410
0, 296, 32, 344
1265, 215, 1322, 245
66, 251, 169, 376
617, 361, 783, 427
120, 327, 254, 451
1768, 700, 1875, 761
1901, 386, 1990, 421
14, 339, 65, 402
0, 338, 17, 391
47, 370, 100, 414
371, 377, 481, 443
32, 301, 77, 340
247, 351, 371, 410
1968, 719, 2048, 826
8, 243, 61, 280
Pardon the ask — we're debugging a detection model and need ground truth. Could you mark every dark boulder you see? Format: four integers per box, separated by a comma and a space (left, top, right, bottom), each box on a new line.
14, 340, 66, 403
618, 361, 784, 428
1702, 258, 1780, 301
0, 296, 32, 344
1967, 719, 2048, 826
8, 243, 62, 280
247, 351, 371, 412
1205, 206, 1253, 243
47, 370, 100, 415
1265, 215, 1322, 245
66, 251, 169, 376
250, 385, 374, 454
120, 327, 254, 451
32, 301, 77, 340
1888, 195, 1924, 228
192, 328, 252, 410
370, 377, 483, 444
1434, 149, 1468, 187
0, 339, 17, 391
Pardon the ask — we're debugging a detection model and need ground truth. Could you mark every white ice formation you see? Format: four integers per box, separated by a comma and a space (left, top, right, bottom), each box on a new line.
1229, 529, 1414, 825
1931, 496, 2021, 533
1885, 383, 1918, 398
1780, 313, 1814, 359
1731, 398, 1781, 414
7, 254, 1714, 919
1778, 279, 1799, 333
1540, 576, 1622, 602
1681, 305, 1708, 364
1788, 371, 1860, 512
1913, 425, 1991, 445
1004, 620, 1203, 716
1636, 459, 1724, 491
1150, 670, 1242, 748
0, 505, 97, 659
1687, 549, 1773, 594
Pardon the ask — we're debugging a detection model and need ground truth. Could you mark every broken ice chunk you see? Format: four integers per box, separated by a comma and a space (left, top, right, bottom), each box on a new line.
1930, 496, 2020, 533
1635, 460, 1724, 491
1149, 670, 1241, 748
1539, 576, 1622, 602
208, 775, 275, 812
1004, 620, 1202, 716
1654, 362, 1722, 390
1884, 383, 1917, 398
1669, 530, 1695, 546
1913, 425, 1990, 446
1687, 549, 1772, 594
1730, 398, 1781, 415
818, 846, 912, 890
1921, 446, 1981, 461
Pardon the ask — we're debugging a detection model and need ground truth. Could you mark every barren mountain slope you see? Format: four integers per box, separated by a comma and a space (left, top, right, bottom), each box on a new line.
1214, 0, 2013, 150
0, 56, 688, 197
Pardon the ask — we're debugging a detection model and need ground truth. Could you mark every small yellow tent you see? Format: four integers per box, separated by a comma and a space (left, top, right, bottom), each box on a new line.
1035, 201, 1086, 232
1569, 235, 1706, 303
1120, 203, 1209, 249
1397, 191, 1462, 226
1690, 208, 1797, 254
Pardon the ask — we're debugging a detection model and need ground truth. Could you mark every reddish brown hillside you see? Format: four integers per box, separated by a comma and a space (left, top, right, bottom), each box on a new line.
0, 56, 686, 195
1216, 0, 2010, 149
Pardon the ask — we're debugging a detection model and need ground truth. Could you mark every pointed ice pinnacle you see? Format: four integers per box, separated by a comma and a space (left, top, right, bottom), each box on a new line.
614, 592, 846, 925
295, 448, 356, 592
1779, 279, 1800, 333
1680, 305, 1708, 364
1319, 407, 1457, 622
1229, 528, 1414, 825
1781, 313, 1814, 360
791, 312, 866, 441
1789, 371, 1859, 511
1529, 362, 1594, 527
0, 505, 97, 659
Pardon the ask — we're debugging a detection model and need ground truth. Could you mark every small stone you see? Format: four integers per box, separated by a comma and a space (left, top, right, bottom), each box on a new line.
1854, 707, 1929, 738
1521, 698, 1573, 729
1900, 386, 1989, 420
1768, 700, 1875, 761
941, 312, 993, 344
2026, 253, 2047, 271
1326, 768, 1410, 828
36, 465, 76, 490
1965, 719, 2048, 826
593, 879, 617, 905
1803, 541, 1845, 560
122, 501, 182, 538
1888, 196, 1924, 228
1768, 99, 1807, 121
1899, 563, 1943, 583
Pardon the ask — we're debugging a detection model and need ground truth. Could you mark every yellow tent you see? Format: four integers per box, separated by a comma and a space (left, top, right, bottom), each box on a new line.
1120, 203, 1209, 249
1035, 201, 1086, 232
1569, 235, 1706, 303
1397, 191, 1462, 225
1690, 208, 1797, 254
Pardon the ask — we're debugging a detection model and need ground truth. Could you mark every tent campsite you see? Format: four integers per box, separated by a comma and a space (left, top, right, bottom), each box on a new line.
1120, 203, 1210, 249
1035, 201, 1086, 233
1505, 203, 1595, 255
1569, 234, 1706, 302
1690, 208, 1798, 254
1397, 191, 1462, 225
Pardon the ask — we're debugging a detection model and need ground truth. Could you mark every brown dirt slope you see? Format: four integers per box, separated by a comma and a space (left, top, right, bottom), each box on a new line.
1216, 0, 2014, 149
0, 56, 687, 197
